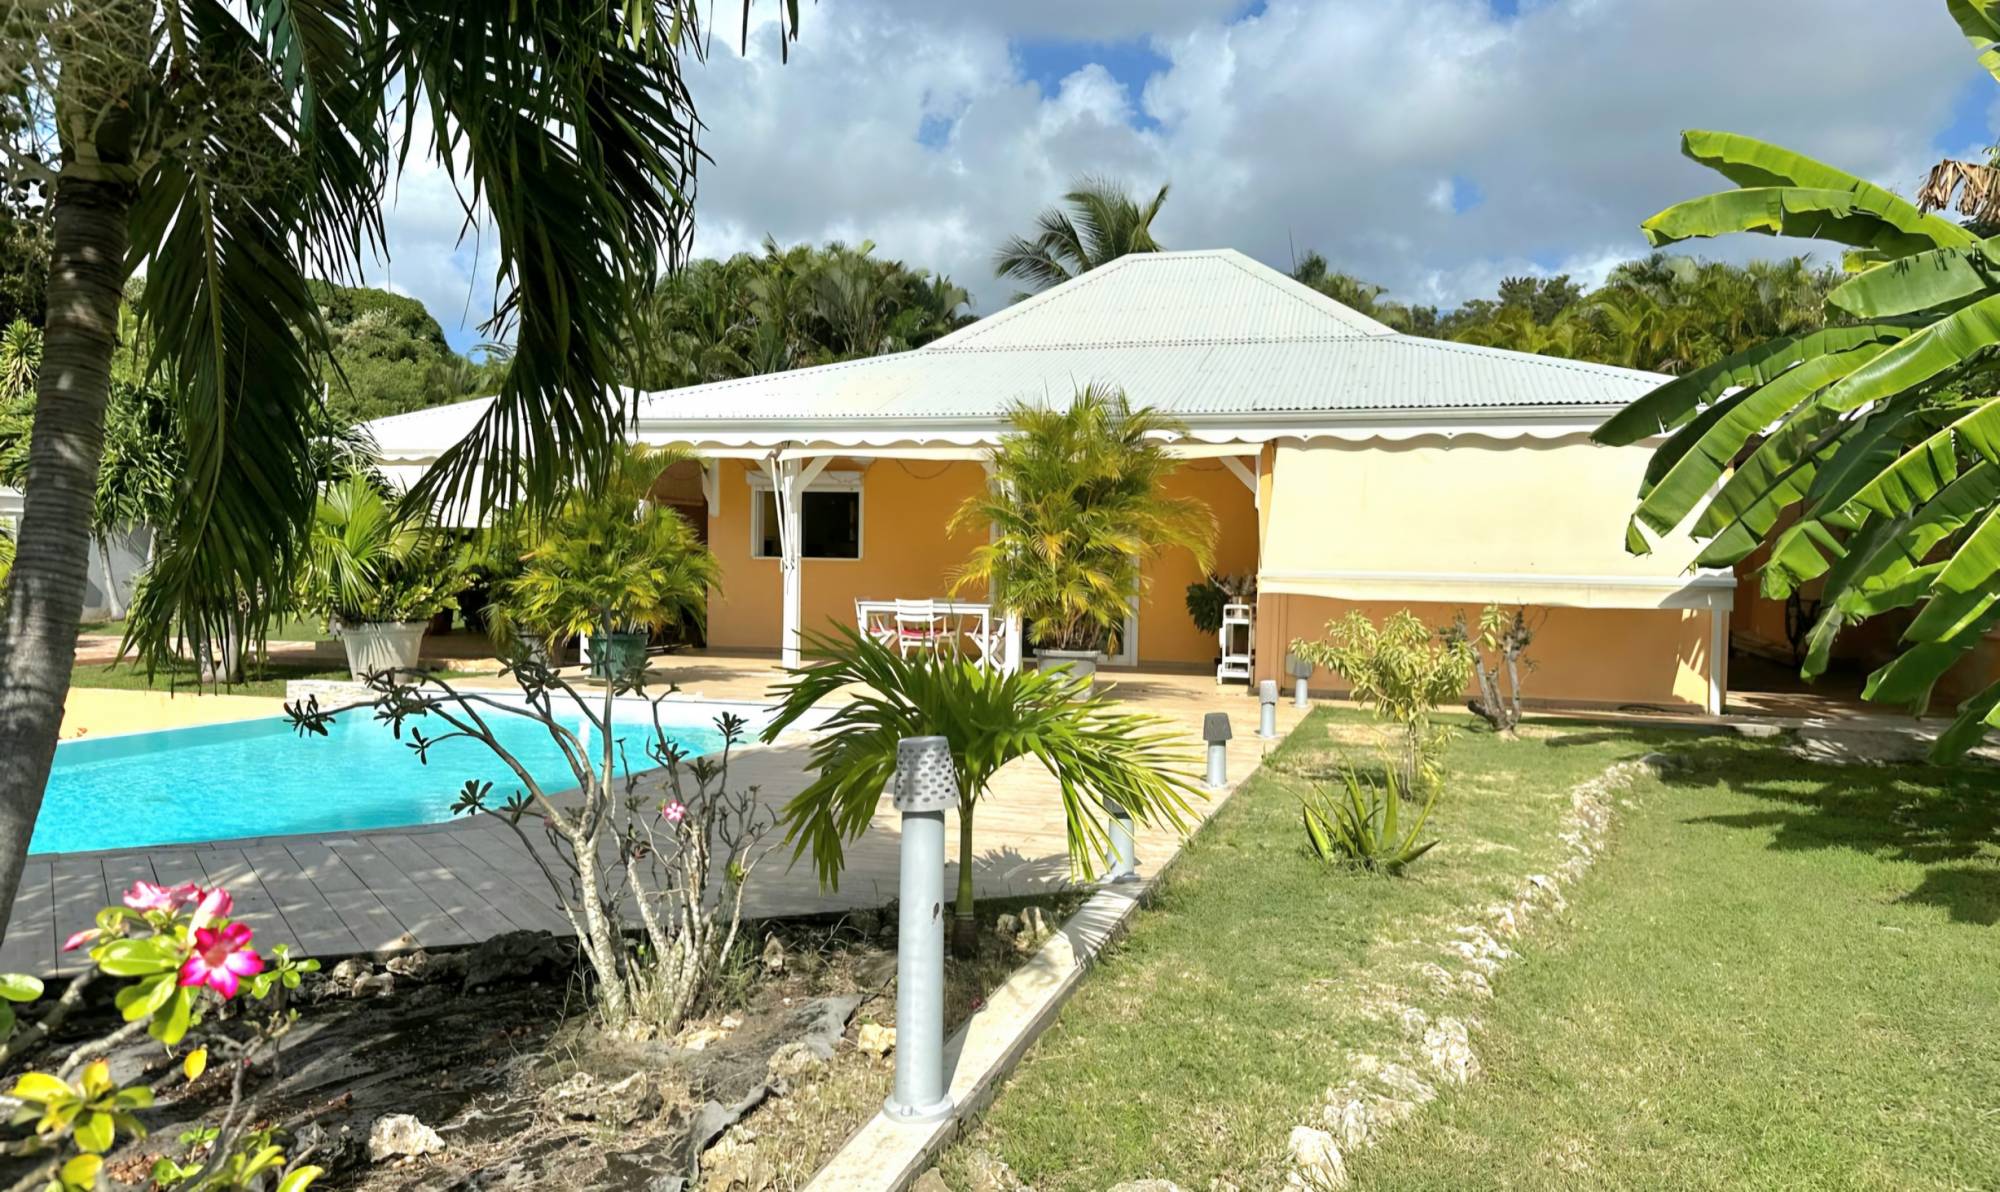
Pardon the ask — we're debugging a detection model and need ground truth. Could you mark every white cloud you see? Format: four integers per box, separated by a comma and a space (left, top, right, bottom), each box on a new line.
372, 0, 1982, 345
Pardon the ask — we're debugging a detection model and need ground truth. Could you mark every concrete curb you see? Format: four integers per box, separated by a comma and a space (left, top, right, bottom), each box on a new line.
805, 734, 1287, 1191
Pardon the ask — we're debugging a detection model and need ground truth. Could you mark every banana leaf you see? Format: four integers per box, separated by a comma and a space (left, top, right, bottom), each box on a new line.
1838, 396, 2000, 518
1828, 238, 2000, 318
1821, 293, 2000, 411
1593, 323, 1914, 445
1643, 188, 1974, 258
1862, 594, 2000, 710
1633, 345, 1890, 536
1693, 401, 1844, 539
1951, 0, 2000, 84
1906, 505, 2000, 641
1931, 673, 2000, 761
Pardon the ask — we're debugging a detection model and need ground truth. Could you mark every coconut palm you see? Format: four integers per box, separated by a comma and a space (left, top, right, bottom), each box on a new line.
1596, 0, 2000, 762
994, 175, 1171, 297
0, 1, 801, 929
763, 625, 1201, 955
949, 385, 1216, 653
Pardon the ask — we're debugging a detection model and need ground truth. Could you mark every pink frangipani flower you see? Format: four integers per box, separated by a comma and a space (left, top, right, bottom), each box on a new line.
123, 881, 201, 914
661, 801, 687, 825
189, 887, 234, 932
178, 923, 263, 999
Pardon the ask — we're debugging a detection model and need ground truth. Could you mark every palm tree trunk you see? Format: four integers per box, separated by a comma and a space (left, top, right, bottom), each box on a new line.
952, 801, 978, 957
0, 176, 134, 929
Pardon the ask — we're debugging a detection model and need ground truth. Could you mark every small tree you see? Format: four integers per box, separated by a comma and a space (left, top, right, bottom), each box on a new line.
950, 386, 1214, 655
764, 626, 1201, 956
1443, 604, 1540, 736
1292, 610, 1474, 793
287, 660, 770, 1031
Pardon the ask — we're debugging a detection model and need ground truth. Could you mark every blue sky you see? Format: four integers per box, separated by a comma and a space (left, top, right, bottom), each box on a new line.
375, 0, 1992, 353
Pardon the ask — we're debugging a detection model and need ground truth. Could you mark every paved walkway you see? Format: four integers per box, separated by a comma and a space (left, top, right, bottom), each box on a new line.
12, 660, 1302, 977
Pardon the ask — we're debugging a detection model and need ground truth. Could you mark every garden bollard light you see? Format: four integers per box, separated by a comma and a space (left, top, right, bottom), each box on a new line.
883, 736, 956, 1126
1287, 651, 1312, 709
1203, 712, 1232, 789
1102, 797, 1139, 884
1259, 679, 1279, 739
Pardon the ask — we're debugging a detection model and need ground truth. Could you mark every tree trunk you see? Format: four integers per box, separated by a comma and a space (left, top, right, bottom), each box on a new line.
0, 176, 134, 929
952, 802, 978, 958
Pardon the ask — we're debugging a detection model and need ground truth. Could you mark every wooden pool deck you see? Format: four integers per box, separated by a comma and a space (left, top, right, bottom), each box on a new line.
8, 658, 1303, 977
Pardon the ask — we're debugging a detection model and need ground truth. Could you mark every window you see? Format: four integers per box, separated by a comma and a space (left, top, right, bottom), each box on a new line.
752, 487, 861, 559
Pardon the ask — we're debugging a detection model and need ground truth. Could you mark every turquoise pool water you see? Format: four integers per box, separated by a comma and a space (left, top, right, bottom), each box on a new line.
36, 710, 727, 855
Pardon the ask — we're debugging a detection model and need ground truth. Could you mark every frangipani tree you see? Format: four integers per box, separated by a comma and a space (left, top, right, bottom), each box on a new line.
0, 1, 800, 930
1595, 0, 2000, 760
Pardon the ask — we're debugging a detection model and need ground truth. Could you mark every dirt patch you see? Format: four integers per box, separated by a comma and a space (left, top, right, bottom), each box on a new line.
0, 898, 1079, 1192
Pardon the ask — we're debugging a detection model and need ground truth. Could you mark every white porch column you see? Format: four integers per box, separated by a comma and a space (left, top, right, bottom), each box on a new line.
767, 454, 831, 671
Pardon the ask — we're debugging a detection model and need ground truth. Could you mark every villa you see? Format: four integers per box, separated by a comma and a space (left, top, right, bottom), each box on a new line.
366, 249, 1733, 713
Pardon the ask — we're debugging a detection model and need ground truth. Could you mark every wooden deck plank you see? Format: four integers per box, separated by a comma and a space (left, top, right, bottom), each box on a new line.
194, 848, 295, 951
280, 841, 366, 892
368, 836, 521, 940
325, 841, 477, 950
0, 863, 53, 977
49, 858, 109, 977
451, 825, 571, 919
414, 838, 572, 936
319, 886, 418, 958
97, 854, 158, 902
240, 844, 365, 960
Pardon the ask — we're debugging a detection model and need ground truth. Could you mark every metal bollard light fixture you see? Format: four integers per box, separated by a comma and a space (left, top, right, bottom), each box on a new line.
1203, 712, 1232, 789
883, 736, 956, 1125
1258, 679, 1279, 738
1287, 650, 1313, 709
1102, 797, 1138, 883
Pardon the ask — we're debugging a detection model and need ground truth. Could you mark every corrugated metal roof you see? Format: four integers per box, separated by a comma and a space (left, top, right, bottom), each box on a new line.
926, 249, 1398, 348
365, 249, 1666, 456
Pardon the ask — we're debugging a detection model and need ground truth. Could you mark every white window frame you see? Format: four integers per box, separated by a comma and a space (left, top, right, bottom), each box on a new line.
747, 469, 864, 561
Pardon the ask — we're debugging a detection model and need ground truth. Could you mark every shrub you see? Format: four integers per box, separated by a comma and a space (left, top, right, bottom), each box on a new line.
1299, 760, 1439, 872
1442, 604, 1540, 735
287, 659, 770, 1031
1291, 610, 1473, 793
1, 882, 323, 1191
1184, 571, 1255, 636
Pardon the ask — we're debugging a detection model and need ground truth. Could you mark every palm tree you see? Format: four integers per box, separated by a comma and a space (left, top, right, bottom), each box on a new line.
0, 2, 801, 930
1597, 0, 2000, 762
949, 385, 1216, 653
994, 175, 1171, 297
763, 626, 1201, 955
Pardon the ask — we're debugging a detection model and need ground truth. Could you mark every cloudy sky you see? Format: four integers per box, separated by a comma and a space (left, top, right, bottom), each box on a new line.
366, 0, 1996, 353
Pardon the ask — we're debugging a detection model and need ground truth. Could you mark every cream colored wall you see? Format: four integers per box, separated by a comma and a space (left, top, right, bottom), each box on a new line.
1256, 595, 1718, 710
1260, 436, 1708, 590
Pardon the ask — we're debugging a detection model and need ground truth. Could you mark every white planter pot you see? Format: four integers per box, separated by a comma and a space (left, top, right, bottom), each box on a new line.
338, 621, 429, 681
1036, 649, 1099, 692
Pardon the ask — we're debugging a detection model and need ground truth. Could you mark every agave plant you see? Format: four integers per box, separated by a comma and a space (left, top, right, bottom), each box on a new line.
763, 625, 1201, 955
1594, 0, 2000, 761
1299, 761, 1439, 873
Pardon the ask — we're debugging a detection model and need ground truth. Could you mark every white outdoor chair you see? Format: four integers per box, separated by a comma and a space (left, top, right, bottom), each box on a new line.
857, 600, 898, 651
894, 600, 946, 657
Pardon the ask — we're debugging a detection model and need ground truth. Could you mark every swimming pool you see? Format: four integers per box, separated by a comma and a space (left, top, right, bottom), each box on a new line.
35, 699, 761, 855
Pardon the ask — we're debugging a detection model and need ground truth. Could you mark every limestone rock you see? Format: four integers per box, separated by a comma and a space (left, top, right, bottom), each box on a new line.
961, 1148, 1030, 1192
1423, 1017, 1479, 1086
461, 930, 567, 991
367, 1114, 445, 1162
856, 1022, 896, 1057
1285, 1126, 1347, 1190
766, 1041, 825, 1079
1108, 1181, 1184, 1191
387, 949, 467, 985
761, 935, 786, 974
913, 1172, 952, 1192
679, 1026, 729, 1052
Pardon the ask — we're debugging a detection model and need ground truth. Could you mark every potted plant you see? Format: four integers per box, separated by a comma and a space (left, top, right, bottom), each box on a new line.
299, 474, 460, 680
951, 384, 1215, 688
496, 443, 720, 681
1185, 571, 1257, 662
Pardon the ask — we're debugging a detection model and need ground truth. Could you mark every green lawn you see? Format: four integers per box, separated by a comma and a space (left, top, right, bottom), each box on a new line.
941, 709, 2000, 1191
70, 658, 494, 698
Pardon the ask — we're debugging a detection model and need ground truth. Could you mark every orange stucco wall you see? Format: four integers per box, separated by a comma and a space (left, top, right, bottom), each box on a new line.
1255, 594, 1719, 711
699, 457, 1256, 666
1134, 462, 1261, 666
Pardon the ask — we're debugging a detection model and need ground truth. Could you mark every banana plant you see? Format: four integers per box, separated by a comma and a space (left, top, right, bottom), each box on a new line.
1595, 0, 2000, 760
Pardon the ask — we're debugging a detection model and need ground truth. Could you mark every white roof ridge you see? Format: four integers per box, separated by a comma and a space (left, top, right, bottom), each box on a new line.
1375, 333, 1671, 383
